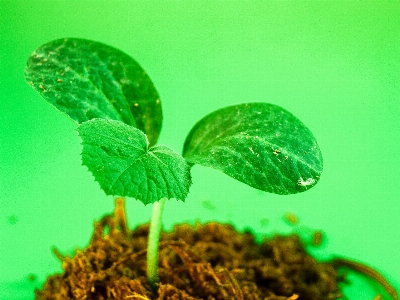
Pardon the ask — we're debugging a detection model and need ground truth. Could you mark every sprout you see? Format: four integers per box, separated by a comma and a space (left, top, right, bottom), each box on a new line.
25, 38, 323, 289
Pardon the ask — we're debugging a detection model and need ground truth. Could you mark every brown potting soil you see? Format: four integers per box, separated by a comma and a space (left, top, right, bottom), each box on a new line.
35, 200, 396, 300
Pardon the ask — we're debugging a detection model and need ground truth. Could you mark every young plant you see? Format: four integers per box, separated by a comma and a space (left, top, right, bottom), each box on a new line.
25, 38, 323, 289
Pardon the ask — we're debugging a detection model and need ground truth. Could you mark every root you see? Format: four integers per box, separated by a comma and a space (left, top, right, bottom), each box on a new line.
333, 258, 398, 300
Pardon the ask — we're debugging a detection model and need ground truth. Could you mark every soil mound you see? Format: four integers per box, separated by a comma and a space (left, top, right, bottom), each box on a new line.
36, 212, 341, 299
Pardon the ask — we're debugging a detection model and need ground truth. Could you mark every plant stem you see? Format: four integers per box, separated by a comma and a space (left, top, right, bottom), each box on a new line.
114, 197, 127, 235
147, 197, 166, 290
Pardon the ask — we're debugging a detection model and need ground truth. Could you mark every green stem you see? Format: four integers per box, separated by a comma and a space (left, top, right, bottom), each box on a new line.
147, 197, 166, 290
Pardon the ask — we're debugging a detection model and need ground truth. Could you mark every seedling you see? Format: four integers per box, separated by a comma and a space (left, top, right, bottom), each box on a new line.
25, 38, 323, 289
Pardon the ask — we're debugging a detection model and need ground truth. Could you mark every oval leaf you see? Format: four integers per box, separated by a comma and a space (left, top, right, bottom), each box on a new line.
182, 103, 323, 195
25, 38, 162, 146
77, 119, 191, 205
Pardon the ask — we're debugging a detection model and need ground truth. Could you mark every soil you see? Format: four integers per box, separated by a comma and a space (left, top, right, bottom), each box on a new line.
35, 199, 397, 300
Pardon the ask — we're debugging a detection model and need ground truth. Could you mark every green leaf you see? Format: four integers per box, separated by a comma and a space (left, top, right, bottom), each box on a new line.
182, 103, 323, 195
77, 119, 191, 205
25, 38, 162, 146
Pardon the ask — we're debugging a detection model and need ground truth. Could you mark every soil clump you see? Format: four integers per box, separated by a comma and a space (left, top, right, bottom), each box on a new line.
36, 199, 398, 300
35, 204, 345, 300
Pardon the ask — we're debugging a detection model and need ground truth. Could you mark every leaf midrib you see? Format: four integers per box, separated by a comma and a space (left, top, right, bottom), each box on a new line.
39, 51, 134, 125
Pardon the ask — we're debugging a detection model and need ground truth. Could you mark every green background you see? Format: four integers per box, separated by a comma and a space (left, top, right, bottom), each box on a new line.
1, 1, 399, 299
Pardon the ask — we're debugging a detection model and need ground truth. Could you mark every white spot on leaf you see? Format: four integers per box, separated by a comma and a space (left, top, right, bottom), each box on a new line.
297, 177, 315, 188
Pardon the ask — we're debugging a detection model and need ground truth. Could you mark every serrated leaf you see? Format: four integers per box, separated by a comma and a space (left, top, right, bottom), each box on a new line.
182, 103, 323, 195
77, 119, 191, 205
25, 38, 162, 146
